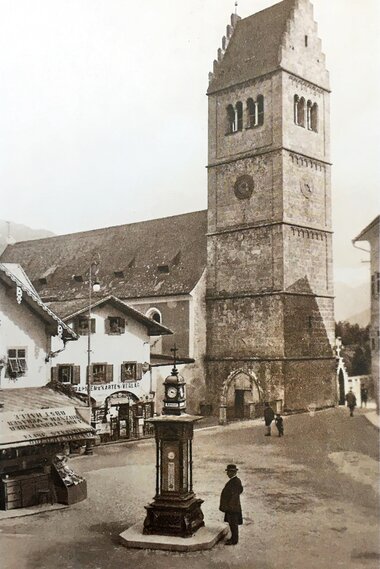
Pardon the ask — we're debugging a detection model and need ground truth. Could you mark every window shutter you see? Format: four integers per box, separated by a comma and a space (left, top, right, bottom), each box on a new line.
136, 363, 143, 380
51, 366, 59, 381
91, 318, 96, 334
72, 366, 80, 385
106, 364, 113, 383
119, 318, 125, 334
121, 364, 126, 382
105, 318, 110, 334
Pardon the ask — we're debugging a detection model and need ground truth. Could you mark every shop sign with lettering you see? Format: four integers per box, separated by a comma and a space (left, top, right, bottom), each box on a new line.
74, 381, 140, 393
0, 406, 93, 449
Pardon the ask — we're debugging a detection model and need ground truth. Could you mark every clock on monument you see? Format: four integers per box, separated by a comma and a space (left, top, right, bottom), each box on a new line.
143, 344, 204, 538
163, 364, 186, 415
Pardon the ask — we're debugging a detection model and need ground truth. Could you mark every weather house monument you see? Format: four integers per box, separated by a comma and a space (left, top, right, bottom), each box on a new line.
120, 346, 228, 551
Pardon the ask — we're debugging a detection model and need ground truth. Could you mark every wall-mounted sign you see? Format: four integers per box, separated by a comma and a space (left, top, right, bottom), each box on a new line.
74, 381, 141, 393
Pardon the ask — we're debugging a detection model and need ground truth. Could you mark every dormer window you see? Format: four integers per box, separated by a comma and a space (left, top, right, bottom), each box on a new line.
157, 265, 170, 274
73, 275, 83, 283
114, 270, 124, 278
38, 277, 47, 285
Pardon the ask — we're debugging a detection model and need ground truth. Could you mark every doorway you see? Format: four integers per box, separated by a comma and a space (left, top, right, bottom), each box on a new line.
338, 369, 345, 405
234, 390, 245, 419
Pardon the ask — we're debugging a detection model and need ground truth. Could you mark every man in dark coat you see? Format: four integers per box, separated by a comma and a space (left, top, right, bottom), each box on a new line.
219, 464, 243, 545
263, 402, 275, 436
345, 388, 357, 417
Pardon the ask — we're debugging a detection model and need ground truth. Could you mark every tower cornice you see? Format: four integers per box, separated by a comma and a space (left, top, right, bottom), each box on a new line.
207, 67, 331, 97
207, 146, 332, 170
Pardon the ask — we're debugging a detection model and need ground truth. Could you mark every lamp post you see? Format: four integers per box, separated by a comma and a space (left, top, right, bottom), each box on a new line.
85, 261, 100, 456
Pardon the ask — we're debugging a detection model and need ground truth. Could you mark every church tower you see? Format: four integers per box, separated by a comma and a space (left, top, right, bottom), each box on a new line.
205, 0, 336, 419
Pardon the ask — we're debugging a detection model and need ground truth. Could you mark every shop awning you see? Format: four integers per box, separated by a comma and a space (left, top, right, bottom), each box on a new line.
0, 406, 95, 449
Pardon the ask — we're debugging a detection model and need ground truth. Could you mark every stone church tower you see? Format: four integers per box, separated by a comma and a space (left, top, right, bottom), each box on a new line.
205, 0, 336, 420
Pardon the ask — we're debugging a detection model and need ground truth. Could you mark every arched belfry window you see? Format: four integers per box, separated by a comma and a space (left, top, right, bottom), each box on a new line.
294, 95, 299, 124
226, 104, 235, 134
311, 103, 318, 132
307, 100, 312, 129
247, 98, 256, 128
257, 95, 264, 126
246, 96, 264, 128
294, 95, 305, 127
236, 101, 243, 131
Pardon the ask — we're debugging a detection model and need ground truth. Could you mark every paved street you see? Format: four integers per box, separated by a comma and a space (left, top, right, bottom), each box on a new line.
1, 407, 379, 569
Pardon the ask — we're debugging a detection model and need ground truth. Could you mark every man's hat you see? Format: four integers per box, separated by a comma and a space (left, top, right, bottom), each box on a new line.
225, 464, 238, 471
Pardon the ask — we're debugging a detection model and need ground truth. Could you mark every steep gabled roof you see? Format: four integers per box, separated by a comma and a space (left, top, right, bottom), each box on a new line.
0, 263, 77, 341
208, 0, 296, 93
48, 295, 173, 336
0, 210, 207, 302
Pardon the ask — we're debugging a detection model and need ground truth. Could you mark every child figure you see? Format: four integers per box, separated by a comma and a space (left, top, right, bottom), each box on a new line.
275, 413, 284, 437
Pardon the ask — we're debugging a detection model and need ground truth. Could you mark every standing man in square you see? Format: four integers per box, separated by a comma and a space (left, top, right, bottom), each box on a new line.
219, 464, 243, 545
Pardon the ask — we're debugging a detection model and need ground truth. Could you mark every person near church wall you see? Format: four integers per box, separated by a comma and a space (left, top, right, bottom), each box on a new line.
345, 388, 357, 417
263, 402, 275, 436
219, 464, 243, 545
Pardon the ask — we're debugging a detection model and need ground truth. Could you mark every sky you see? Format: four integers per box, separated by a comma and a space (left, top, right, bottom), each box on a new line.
0, 0, 379, 287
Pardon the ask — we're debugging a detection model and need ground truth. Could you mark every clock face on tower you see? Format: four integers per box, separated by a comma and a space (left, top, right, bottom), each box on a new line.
234, 175, 254, 200
167, 386, 178, 399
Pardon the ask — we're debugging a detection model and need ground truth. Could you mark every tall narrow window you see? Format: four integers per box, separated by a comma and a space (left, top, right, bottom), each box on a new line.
294, 95, 299, 124
295, 96, 305, 127
226, 104, 235, 134
247, 98, 256, 128
307, 100, 313, 129
257, 95, 264, 126
236, 101, 243, 131
310, 103, 318, 132
305, 35, 308, 47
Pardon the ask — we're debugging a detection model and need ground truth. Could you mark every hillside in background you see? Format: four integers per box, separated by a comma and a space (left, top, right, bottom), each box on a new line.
0, 220, 54, 255
334, 281, 370, 325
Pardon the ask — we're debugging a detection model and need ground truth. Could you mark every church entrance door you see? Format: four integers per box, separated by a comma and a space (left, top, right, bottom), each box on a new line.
234, 390, 245, 419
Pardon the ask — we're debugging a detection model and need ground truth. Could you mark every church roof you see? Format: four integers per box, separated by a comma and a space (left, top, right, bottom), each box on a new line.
208, 0, 296, 93
0, 210, 207, 304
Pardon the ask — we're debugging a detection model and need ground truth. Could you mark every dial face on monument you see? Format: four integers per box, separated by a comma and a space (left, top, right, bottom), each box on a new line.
234, 175, 254, 200
167, 386, 178, 399
300, 181, 313, 199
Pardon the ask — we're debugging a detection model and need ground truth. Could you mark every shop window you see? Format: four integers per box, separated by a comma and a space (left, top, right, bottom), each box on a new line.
75, 317, 96, 335
7, 348, 27, 377
56, 364, 80, 385
106, 316, 125, 335
121, 362, 143, 381
91, 363, 113, 384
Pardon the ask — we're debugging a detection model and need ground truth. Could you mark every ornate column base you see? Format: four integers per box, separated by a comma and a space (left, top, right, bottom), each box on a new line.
143, 495, 204, 538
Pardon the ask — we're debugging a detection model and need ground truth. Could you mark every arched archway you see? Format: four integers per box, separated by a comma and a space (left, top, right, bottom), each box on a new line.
220, 369, 262, 424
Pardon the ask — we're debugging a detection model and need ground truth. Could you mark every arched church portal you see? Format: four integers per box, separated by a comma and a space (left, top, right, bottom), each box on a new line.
220, 370, 262, 423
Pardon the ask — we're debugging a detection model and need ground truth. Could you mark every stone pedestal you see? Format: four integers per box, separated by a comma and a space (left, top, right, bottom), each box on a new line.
144, 494, 204, 537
